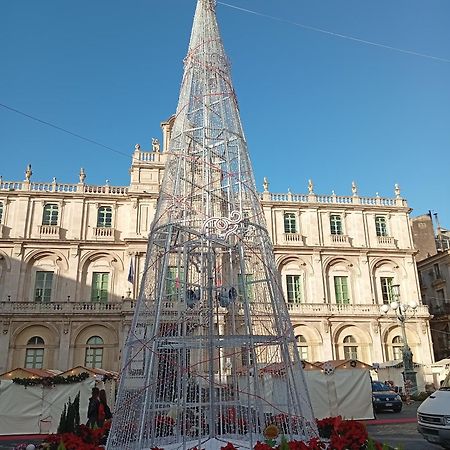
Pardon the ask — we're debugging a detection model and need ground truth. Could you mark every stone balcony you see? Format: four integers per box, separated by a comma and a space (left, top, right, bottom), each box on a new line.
283, 233, 304, 245
38, 225, 61, 239
0, 301, 134, 315
376, 235, 396, 247
285, 302, 430, 318
0, 300, 429, 319
93, 227, 115, 239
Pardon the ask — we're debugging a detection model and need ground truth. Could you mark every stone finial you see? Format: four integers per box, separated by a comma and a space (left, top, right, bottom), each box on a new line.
105, 179, 110, 186
25, 164, 32, 182
135, 143, 141, 150
308, 179, 314, 194
351, 181, 358, 196
394, 183, 401, 198
263, 177, 269, 193
79, 168, 86, 184
152, 138, 160, 152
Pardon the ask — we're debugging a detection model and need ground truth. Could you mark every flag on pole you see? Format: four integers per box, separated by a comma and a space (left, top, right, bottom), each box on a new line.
128, 258, 135, 284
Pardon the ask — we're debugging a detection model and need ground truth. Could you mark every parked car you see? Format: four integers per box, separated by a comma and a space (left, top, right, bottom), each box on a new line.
372, 381, 403, 412
417, 371, 450, 448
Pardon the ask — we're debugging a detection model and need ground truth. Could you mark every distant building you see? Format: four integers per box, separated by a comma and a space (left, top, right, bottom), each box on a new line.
412, 214, 450, 361
0, 119, 434, 374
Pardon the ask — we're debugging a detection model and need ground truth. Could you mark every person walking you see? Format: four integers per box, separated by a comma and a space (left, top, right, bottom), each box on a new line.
87, 387, 100, 428
97, 389, 112, 427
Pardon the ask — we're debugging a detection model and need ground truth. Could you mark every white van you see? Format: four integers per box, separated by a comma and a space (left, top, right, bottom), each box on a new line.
417, 371, 450, 448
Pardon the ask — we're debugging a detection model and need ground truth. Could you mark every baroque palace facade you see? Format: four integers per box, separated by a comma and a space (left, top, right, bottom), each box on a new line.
0, 118, 434, 374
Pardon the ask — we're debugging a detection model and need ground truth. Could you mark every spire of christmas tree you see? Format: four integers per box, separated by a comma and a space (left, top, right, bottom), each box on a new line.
107, 1, 317, 448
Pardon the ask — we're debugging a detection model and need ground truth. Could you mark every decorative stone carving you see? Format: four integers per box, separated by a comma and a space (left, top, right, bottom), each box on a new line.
79, 168, 86, 184
308, 179, 314, 194
351, 181, 358, 196
263, 177, 269, 193
25, 164, 32, 181
394, 183, 401, 198
152, 138, 160, 152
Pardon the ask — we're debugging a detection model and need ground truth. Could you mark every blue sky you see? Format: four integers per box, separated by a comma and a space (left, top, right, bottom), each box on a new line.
1, 1, 450, 226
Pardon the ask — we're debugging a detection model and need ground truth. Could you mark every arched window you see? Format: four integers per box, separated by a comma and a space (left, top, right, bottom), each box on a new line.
343, 335, 358, 360
97, 206, 112, 228
296, 335, 308, 360
25, 336, 45, 368
42, 204, 59, 226
85, 336, 104, 368
392, 335, 403, 360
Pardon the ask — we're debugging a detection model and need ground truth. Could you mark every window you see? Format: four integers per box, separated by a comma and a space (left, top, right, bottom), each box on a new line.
437, 289, 445, 304
91, 272, 109, 302
334, 276, 349, 304
42, 203, 59, 226
25, 336, 44, 368
375, 216, 388, 237
284, 213, 297, 234
286, 275, 303, 304
34, 271, 53, 303
97, 206, 112, 228
434, 264, 442, 279
238, 273, 254, 301
330, 214, 343, 235
0, 201, 3, 224
241, 346, 254, 367
166, 267, 185, 300
85, 336, 104, 368
343, 335, 358, 360
380, 277, 394, 304
392, 336, 403, 360
296, 335, 308, 360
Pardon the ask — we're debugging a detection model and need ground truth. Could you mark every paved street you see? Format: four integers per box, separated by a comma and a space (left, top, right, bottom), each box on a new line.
365, 401, 441, 450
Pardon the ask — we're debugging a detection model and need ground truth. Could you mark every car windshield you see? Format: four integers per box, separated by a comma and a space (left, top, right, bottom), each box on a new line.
372, 382, 391, 392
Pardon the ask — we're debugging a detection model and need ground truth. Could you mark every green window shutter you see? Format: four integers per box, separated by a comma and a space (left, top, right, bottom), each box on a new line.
97, 207, 112, 228
334, 276, 349, 304
42, 204, 59, 226
91, 272, 109, 302
380, 277, 394, 304
286, 275, 302, 304
34, 271, 53, 303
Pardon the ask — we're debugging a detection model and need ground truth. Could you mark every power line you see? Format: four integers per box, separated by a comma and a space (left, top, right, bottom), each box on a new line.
217, 1, 450, 64
0, 102, 131, 160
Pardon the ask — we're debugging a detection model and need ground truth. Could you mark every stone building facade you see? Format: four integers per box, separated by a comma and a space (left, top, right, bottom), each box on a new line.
0, 119, 434, 374
412, 214, 450, 361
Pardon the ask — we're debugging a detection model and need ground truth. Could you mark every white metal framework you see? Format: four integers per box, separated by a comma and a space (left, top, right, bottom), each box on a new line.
107, 1, 316, 448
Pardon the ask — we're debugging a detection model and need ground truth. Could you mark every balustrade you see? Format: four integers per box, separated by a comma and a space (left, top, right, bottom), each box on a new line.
377, 235, 395, 246
0, 301, 134, 314
39, 225, 60, 237
286, 302, 429, 317
283, 233, 304, 244
331, 234, 349, 244
93, 227, 115, 238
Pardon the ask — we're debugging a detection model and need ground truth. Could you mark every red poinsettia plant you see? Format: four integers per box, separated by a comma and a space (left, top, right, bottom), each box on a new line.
42, 421, 111, 450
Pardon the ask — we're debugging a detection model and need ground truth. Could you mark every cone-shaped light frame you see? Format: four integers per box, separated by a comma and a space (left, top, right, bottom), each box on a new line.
107, 1, 317, 448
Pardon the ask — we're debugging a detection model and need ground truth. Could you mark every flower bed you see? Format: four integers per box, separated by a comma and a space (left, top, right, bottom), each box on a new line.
19, 417, 394, 450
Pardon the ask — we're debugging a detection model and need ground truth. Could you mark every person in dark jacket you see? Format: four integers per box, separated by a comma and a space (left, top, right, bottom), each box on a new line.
97, 389, 112, 427
87, 387, 100, 427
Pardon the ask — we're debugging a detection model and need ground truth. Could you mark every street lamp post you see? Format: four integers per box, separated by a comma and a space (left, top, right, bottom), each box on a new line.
380, 284, 418, 394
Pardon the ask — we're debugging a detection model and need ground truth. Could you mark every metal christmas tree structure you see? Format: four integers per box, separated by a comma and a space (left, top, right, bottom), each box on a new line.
107, 1, 317, 448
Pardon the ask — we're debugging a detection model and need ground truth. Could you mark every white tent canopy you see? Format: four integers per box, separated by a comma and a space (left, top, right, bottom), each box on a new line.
0, 378, 94, 435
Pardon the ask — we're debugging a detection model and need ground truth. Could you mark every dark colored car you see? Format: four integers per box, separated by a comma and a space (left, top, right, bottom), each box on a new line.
372, 381, 403, 412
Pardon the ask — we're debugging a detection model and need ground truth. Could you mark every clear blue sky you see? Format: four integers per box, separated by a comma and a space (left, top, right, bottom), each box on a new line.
1, 1, 449, 226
